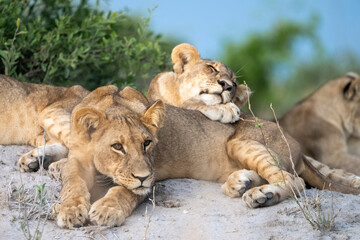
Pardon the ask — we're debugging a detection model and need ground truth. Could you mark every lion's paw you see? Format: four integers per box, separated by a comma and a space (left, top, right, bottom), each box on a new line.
351, 176, 360, 188
89, 197, 125, 227
56, 198, 90, 229
222, 169, 263, 198
48, 158, 67, 180
242, 185, 280, 208
17, 149, 52, 172
219, 102, 240, 123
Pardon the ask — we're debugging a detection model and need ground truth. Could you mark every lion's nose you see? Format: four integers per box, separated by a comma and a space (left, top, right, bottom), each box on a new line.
131, 173, 150, 183
218, 80, 233, 91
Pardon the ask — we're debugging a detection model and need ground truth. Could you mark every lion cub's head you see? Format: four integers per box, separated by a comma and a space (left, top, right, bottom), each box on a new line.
172, 43, 239, 105
342, 72, 360, 137
70, 86, 165, 196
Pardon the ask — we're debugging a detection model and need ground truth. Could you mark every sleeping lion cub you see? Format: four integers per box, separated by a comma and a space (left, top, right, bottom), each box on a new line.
151, 43, 360, 176
148, 43, 251, 123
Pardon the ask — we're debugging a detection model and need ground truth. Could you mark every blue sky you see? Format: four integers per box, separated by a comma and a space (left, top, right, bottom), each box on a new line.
103, 0, 360, 59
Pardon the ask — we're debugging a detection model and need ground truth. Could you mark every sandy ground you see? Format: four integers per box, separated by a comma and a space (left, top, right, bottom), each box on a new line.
1, 145, 360, 240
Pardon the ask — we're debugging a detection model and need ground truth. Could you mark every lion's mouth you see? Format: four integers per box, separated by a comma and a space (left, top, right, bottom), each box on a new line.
132, 186, 152, 196
199, 89, 234, 104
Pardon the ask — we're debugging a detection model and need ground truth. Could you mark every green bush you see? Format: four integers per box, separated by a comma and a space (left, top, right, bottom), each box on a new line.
0, 0, 173, 90
221, 20, 318, 117
221, 18, 360, 118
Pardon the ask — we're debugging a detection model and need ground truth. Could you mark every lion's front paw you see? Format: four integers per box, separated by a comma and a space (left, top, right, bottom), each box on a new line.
18, 148, 52, 172
351, 176, 360, 188
219, 102, 240, 123
89, 197, 125, 227
18, 154, 39, 172
56, 197, 90, 229
242, 185, 280, 208
48, 158, 67, 180
222, 169, 263, 198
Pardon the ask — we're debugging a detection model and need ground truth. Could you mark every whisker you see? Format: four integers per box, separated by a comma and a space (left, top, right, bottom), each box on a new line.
235, 64, 247, 77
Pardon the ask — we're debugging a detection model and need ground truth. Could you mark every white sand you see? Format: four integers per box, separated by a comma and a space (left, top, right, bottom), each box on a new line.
1, 145, 359, 240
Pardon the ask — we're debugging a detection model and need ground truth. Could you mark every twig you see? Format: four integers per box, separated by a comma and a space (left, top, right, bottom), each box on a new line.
143, 186, 156, 240
113, 233, 120, 240
269, 96, 340, 231
270, 104, 296, 173
38, 130, 47, 176
243, 81, 287, 182
243, 81, 339, 231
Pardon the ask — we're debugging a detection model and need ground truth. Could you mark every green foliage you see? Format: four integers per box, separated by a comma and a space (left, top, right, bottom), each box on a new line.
0, 0, 173, 90
35, 183, 47, 207
283, 52, 360, 108
222, 18, 360, 118
222, 20, 319, 117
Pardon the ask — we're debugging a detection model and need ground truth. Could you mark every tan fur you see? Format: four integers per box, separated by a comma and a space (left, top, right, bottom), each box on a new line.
2, 75, 360, 229
0, 75, 88, 170
147, 46, 360, 209
0, 76, 164, 228
148, 43, 251, 123
56, 86, 164, 228
280, 73, 360, 175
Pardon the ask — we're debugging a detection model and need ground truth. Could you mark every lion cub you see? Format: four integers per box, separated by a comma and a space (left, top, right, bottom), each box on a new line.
280, 73, 360, 175
148, 43, 251, 123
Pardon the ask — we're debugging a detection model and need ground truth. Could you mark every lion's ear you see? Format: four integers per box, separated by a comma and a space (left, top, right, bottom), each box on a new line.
234, 84, 252, 107
120, 86, 149, 106
141, 100, 165, 136
171, 43, 201, 74
343, 77, 360, 101
72, 107, 106, 136
346, 72, 360, 80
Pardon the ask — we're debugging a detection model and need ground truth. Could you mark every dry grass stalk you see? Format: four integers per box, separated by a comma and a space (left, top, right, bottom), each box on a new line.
243, 81, 340, 231
143, 186, 156, 240
242, 81, 287, 183
269, 103, 341, 231
6, 130, 55, 240
9, 173, 53, 240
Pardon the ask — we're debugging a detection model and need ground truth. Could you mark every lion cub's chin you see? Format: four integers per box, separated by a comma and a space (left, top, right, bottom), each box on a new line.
131, 186, 152, 196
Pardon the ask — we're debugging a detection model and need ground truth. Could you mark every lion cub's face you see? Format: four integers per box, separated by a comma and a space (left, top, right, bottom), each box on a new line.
72, 100, 165, 196
172, 43, 238, 105
342, 73, 360, 137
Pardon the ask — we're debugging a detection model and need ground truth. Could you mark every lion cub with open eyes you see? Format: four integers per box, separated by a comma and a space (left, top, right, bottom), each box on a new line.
148, 43, 251, 123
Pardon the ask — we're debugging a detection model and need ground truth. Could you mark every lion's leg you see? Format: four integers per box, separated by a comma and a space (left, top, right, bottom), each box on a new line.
48, 158, 68, 181
18, 107, 71, 172
222, 169, 266, 198
227, 138, 305, 208
18, 142, 68, 172
56, 158, 95, 229
89, 186, 146, 227
304, 156, 360, 188
38, 106, 72, 147
317, 137, 360, 175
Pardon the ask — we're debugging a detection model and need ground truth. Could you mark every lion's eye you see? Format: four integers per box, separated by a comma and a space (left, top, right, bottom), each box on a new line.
207, 65, 218, 73
144, 139, 152, 151
112, 143, 126, 154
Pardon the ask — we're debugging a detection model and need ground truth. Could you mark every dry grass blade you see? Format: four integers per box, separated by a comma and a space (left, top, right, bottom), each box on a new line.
6, 157, 56, 239
242, 81, 340, 231
269, 98, 340, 231
143, 186, 156, 240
